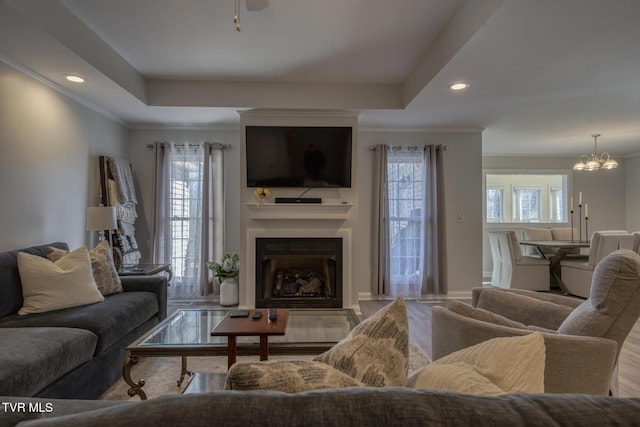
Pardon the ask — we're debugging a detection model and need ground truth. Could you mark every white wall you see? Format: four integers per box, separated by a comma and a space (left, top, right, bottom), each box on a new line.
0, 61, 127, 251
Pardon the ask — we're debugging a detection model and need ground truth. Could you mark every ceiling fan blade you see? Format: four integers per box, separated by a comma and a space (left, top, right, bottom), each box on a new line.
245, 0, 269, 12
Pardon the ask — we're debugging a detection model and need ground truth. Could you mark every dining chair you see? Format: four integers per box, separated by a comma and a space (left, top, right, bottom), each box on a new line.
551, 227, 583, 256
560, 232, 639, 298
488, 230, 550, 291
522, 228, 554, 257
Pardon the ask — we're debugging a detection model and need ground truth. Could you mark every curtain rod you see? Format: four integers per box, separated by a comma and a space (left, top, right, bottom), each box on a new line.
146, 142, 231, 150
368, 145, 448, 151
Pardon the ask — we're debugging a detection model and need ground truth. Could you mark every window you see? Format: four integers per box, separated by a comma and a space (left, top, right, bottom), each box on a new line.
485, 173, 568, 223
486, 187, 504, 223
549, 185, 563, 222
387, 147, 425, 298
154, 142, 225, 300
513, 187, 541, 222
168, 150, 204, 294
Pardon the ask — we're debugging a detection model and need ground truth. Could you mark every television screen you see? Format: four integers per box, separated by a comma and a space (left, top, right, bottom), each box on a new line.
246, 126, 352, 188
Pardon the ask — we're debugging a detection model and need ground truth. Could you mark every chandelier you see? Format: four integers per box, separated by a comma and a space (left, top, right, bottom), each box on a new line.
234, 0, 241, 31
572, 134, 619, 171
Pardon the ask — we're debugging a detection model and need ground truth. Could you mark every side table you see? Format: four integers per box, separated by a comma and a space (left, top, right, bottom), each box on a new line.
118, 263, 173, 284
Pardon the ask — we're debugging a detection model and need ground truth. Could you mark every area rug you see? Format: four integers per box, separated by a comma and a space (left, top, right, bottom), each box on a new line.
100, 342, 431, 401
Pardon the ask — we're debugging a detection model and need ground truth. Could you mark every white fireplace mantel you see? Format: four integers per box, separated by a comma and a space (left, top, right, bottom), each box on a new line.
245, 202, 353, 220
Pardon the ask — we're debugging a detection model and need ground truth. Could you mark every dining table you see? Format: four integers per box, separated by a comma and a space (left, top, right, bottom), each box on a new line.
519, 240, 591, 294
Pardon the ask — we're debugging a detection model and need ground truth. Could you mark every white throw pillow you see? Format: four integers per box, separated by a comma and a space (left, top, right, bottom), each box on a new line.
17, 246, 105, 315
47, 241, 123, 296
407, 333, 545, 395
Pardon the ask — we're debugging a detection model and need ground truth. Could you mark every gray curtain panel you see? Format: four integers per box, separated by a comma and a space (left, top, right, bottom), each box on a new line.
422, 144, 447, 296
372, 144, 390, 295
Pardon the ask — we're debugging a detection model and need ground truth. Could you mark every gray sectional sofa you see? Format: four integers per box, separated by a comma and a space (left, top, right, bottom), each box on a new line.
0, 242, 167, 399
2, 388, 640, 426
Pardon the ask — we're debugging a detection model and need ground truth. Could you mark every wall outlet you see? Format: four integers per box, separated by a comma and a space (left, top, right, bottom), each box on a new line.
457, 212, 464, 223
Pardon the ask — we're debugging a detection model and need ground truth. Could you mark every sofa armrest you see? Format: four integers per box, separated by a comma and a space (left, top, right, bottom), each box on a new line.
120, 276, 168, 321
432, 306, 617, 395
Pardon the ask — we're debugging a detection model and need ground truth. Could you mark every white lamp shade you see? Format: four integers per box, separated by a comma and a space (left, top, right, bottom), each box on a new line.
86, 206, 117, 231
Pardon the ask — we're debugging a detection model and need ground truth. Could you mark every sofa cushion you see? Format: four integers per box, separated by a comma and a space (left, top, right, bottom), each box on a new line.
0, 292, 158, 355
408, 333, 546, 394
313, 298, 409, 387
225, 360, 364, 392
47, 241, 123, 296
17, 247, 105, 315
0, 242, 68, 318
475, 288, 575, 330
0, 327, 97, 396
407, 362, 506, 395
558, 249, 640, 346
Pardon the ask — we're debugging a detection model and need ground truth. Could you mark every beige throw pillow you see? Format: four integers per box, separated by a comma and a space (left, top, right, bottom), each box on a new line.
47, 241, 123, 296
18, 246, 105, 315
313, 298, 409, 387
407, 333, 546, 395
225, 360, 364, 392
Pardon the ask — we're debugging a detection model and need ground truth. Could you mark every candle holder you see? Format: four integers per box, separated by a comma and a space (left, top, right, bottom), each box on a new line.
578, 204, 583, 242
585, 216, 589, 243
570, 209, 575, 242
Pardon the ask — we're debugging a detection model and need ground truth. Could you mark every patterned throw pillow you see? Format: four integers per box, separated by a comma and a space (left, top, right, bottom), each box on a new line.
17, 246, 105, 315
313, 298, 409, 387
47, 241, 123, 296
407, 332, 546, 394
225, 360, 364, 392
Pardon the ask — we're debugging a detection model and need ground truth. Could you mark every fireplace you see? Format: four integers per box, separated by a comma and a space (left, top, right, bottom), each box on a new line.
255, 237, 342, 308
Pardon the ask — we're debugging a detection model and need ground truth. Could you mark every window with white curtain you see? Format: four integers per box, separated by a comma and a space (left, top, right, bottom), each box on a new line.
387, 147, 425, 298
169, 151, 204, 291
154, 142, 225, 300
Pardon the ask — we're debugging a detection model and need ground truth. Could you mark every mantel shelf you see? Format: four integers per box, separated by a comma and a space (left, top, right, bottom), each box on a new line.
245, 202, 353, 220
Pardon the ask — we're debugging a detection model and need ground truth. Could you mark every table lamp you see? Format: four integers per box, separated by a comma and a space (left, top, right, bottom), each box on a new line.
86, 206, 117, 242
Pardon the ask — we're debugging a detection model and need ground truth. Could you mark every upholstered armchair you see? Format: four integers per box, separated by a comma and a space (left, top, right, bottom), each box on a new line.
488, 230, 550, 291
432, 249, 640, 395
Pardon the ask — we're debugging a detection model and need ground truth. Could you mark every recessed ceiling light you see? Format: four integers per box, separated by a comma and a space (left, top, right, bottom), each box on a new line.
449, 82, 469, 91
65, 74, 85, 83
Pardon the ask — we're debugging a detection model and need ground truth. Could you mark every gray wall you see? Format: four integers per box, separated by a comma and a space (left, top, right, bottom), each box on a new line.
0, 61, 128, 251
127, 128, 483, 300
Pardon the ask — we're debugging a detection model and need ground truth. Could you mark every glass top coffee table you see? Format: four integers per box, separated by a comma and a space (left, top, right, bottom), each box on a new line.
123, 308, 360, 399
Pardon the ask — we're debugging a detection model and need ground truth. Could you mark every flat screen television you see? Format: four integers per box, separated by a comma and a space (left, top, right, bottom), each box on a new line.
246, 126, 352, 188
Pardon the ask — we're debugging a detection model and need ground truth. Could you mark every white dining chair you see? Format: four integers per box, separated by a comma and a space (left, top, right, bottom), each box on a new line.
488, 230, 550, 291
522, 228, 554, 257
560, 232, 639, 298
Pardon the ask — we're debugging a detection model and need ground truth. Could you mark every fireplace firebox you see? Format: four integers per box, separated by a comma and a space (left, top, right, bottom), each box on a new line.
255, 237, 342, 308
